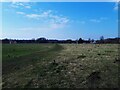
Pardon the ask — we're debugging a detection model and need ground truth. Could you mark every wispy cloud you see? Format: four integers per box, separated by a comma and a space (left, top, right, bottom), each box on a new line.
25, 6, 31, 9
26, 14, 41, 19
16, 11, 25, 15
90, 19, 101, 23
26, 10, 52, 19
10, 2, 31, 9
99, 17, 108, 20
25, 10, 70, 25
16, 9, 70, 31
90, 17, 107, 23
75, 20, 86, 24
1, 0, 120, 2
1, 0, 30, 2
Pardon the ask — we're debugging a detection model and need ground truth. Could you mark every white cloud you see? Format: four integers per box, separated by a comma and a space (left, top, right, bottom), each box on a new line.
90, 19, 101, 23
25, 10, 52, 19
10, 2, 31, 9
25, 6, 31, 9
16, 9, 70, 31
90, 17, 107, 23
16, 11, 25, 15
100, 17, 108, 20
45, 23, 65, 30
50, 15, 69, 24
0, 0, 30, 2
26, 14, 41, 19
73, 20, 86, 24
25, 10, 70, 25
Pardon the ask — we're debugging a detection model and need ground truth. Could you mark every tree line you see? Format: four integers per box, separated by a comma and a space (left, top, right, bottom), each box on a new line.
1, 36, 120, 44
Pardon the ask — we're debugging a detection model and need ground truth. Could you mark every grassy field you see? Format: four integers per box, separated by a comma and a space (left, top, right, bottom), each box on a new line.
2, 44, 119, 88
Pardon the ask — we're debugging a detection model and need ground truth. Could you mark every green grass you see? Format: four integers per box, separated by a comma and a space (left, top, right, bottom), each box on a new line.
2, 44, 119, 88
3, 44, 54, 60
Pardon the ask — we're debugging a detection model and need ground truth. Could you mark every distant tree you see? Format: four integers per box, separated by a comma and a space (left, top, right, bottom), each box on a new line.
2, 38, 10, 43
66, 39, 73, 43
88, 38, 91, 41
91, 39, 94, 43
31, 38, 35, 43
100, 36, 104, 41
99, 36, 104, 43
88, 38, 91, 43
36, 37, 47, 43
78, 38, 84, 43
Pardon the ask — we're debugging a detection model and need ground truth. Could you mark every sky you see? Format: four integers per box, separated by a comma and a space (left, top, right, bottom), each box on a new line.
0, 0, 120, 2
1, 2, 118, 40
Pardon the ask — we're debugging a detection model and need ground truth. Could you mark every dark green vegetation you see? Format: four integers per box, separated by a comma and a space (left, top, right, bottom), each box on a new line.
2, 44, 119, 88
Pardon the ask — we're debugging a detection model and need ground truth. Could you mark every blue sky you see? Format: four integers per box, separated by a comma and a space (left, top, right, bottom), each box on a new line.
1, 2, 118, 40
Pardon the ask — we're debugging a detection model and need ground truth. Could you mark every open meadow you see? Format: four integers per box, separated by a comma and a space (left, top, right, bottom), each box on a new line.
2, 44, 119, 88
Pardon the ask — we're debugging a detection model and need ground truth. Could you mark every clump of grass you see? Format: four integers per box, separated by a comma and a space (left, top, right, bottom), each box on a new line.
48, 60, 66, 74
114, 58, 120, 63
97, 53, 101, 55
24, 79, 33, 88
87, 50, 90, 52
77, 54, 86, 58
97, 53, 106, 56
105, 50, 113, 53
7, 54, 10, 57
86, 71, 101, 88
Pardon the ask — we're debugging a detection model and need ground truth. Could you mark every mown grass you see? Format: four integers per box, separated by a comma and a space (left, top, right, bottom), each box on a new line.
2, 44, 63, 88
2, 44, 119, 88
